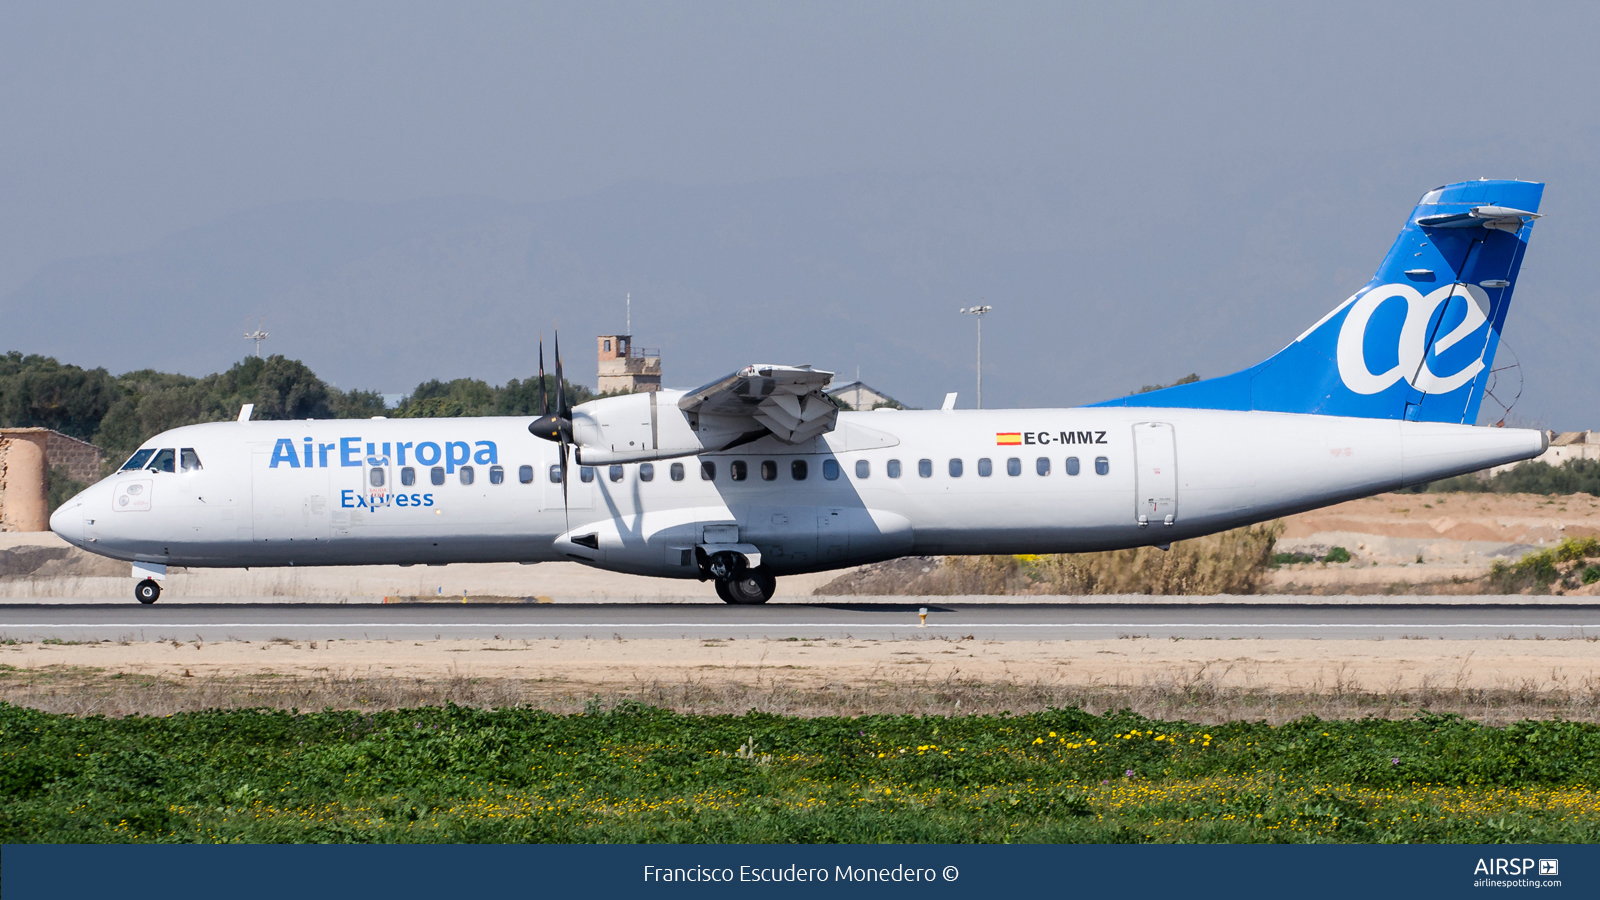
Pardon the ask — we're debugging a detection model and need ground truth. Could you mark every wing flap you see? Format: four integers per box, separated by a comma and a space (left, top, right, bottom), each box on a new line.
680, 364, 838, 445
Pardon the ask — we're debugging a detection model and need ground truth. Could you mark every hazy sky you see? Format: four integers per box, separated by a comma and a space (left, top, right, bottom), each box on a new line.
4, 2, 1599, 418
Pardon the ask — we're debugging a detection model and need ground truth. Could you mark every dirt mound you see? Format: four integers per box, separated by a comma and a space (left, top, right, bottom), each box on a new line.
1283, 493, 1600, 544
0, 543, 127, 579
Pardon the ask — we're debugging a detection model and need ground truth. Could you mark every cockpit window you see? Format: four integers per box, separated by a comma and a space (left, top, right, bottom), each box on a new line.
120, 449, 156, 471
148, 449, 176, 473
181, 448, 203, 472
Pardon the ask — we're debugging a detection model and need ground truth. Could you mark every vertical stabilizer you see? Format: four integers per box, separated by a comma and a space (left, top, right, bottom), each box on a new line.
1096, 180, 1542, 424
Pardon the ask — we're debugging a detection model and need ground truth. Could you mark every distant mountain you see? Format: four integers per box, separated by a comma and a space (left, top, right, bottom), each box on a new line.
0, 170, 1585, 422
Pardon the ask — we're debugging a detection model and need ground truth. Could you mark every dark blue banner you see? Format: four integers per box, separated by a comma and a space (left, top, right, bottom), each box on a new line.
4, 843, 1591, 899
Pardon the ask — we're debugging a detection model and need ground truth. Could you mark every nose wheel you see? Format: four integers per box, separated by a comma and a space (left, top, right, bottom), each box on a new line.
135, 579, 161, 604
716, 567, 776, 605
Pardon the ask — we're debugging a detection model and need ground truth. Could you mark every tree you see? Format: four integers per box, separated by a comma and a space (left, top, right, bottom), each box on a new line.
1136, 373, 1200, 394
0, 352, 120, 441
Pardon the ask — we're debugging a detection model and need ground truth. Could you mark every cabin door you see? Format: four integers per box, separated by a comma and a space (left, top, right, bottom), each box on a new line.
250, 447, 331, 546
1132, 422, 1177, 527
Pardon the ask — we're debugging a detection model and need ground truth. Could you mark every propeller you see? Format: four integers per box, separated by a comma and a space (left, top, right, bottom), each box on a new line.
528, 329, 574, 529
538, 333, 547, 417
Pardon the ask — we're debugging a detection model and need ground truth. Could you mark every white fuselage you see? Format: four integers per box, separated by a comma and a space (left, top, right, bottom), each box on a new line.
50, 408, 1544, 579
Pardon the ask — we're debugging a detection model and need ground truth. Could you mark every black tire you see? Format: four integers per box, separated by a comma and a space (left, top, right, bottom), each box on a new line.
135, 579, 161, 604
722, 568, 776, 605
714, 579, 737, 604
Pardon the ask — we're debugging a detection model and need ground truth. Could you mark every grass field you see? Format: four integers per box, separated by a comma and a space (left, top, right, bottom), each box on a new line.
3, 701, 1599, 844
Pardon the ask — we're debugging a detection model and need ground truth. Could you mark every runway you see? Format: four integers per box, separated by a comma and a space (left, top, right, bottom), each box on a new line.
3, 602, 1599, 642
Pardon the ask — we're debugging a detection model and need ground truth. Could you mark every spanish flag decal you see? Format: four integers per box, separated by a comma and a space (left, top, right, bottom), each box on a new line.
996, 432, 1022, 445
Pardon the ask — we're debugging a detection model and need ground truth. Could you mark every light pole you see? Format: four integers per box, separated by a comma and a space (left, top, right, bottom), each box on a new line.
244, 316, 269, 358
959, 303, 992, 408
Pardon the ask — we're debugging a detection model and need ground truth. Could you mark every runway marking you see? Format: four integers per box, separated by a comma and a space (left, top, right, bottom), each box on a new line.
5, 623, 1598, 630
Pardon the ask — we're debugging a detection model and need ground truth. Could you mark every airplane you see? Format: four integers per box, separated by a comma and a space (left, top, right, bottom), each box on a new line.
50, 179, 1548, 605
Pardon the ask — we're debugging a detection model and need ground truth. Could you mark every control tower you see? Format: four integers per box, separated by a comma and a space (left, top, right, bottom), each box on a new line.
597, 335, 661, 394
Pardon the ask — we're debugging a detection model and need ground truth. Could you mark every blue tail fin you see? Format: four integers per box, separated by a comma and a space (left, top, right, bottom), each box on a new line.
1094, 180, 1543, 424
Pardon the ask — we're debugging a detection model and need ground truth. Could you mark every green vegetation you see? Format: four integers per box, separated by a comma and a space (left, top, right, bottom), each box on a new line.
1136, 373, 1200, 394
2, 702, 1597, 843
1402, 458, 1600, 496
0, 352, 594, 472
1487, 536, 1600, 594
1271, 545, 1350, 567
45, 465, 87, 515
391, 376, 593, 419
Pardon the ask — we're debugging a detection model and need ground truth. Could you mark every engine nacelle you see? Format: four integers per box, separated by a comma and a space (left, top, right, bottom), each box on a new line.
570, 390, 761, 464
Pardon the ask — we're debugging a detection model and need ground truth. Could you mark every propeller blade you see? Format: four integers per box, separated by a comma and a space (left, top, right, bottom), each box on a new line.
558, 436, 570, 530
554, 326, 570, 529
554, 328, 566, 419
538, 334, 548, 417
527, 330, 572, 443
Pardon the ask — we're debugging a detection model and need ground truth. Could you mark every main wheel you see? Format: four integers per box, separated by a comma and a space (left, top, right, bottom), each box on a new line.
721, 568, 776, 605
135, 579, 161, 604
714, 579, 737, 604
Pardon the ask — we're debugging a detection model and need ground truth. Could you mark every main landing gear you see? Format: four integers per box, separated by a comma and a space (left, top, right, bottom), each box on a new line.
701, 548, 777, 604
714, 568, 777, 605
135, 579, 161, 604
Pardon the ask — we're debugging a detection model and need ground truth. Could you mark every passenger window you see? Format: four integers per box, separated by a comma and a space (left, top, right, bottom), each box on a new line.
369, 468, 385, 487
148, 449, 176, 473
580, 466, 596, 483
977, 458, 992, 477
948, 458, 963, 478
791, 460, 808, 480
670, 462, 685, 481
120, 449, 156, 471
180, 449, 203, 472
549, 465, 562, 484
855, 459, 870, 479
460, 466, 475, 485
1007, 458, 1021, 477
609, 465, 624, 483
402, 467, 417, 486
640, 463, 654, 482
918, 459, 932, 478
1035, 457, 1050, 476
823, 459, 841, 480
1095, 456, 1110, 476
701, 461, 716, 481
887, 459, 901, 478
518, 465, 534, 484
490, 465, 505, 484
731, 460, 747, 482
431, 467, 446, 485
1066, 456, 1080, 476
760, 460, 777, 481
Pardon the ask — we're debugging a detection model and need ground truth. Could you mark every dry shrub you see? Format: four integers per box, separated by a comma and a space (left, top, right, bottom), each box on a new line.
840, 521, 1284, 595
1022, 521, 1284, 595
7, 665, 1600, 725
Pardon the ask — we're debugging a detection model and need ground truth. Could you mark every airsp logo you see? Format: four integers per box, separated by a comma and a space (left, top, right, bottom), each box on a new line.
1335, 282, 1493, 395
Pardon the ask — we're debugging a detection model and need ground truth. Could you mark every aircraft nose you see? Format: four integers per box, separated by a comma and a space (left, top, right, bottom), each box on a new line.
49, 501, 83, 546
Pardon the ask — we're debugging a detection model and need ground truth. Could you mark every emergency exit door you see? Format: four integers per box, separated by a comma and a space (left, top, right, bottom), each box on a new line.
1133, 422, 1177, 527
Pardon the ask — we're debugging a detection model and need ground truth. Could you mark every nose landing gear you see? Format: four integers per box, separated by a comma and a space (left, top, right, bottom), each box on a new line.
135, 579, 162, 604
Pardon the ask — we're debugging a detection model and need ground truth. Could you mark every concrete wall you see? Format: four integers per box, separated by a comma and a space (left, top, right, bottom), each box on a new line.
0, 434, 49, 532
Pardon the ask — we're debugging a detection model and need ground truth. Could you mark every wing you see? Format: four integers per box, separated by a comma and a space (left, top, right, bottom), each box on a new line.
678, 364, 838, 444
